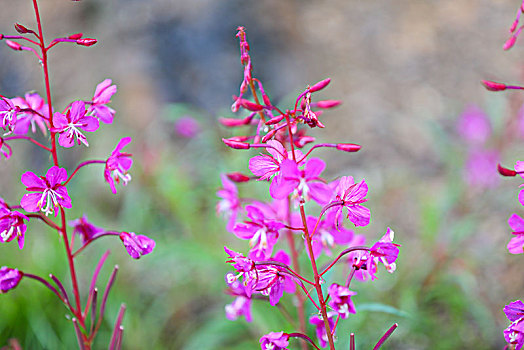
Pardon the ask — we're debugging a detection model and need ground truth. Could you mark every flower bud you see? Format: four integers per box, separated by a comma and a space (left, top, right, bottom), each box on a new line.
239, 99, 263, 112
76, 38, 97, 46
309, 78, 331, 93
222, 138, 250, 149
0, 34, 4, 40
0, 267, 23, 293
227, 172, 250, 182
504, 35, 517, 50
68, 33, 83, 40
265, 114, 284, 125
511, 19, 519, 33
481, 80, 506, 91
261, 128, 278, 142
315, 100, 341, 109
498, 164, 517, 177
5, 40, 21, 51
219, 117, 249, 127
336, 143, 361, 152
14, 23, 32, 34
229, 135, 250, 142
119, 232, 155, 259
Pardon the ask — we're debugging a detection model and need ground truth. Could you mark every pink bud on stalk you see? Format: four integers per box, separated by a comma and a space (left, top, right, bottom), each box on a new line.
309, 78, 331, 93
5, 40, 21, 51
68, 33, 83, 40
504, 35, 518, 50
265, 114, 285, 125
314, 100, 341, 109
481, 80, 507, 91
222, 138, 250, 149
498, 164, 517, 177
14, 23, 32, 34
227, 172, 251, 183
336, 143, 361, 152
0, 34, 4, 40
261, 129, 278, 143
238, 98, 264, 112
219, 117, 251, 127
76, 38, 97, 46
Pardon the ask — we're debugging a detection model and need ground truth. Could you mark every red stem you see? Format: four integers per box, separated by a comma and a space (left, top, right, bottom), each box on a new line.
63, 159, 106, 186
4, 135, 52, 151
372, 323, 398, 350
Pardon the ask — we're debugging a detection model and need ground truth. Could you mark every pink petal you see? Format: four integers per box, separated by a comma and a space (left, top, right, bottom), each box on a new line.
93, 105, 115, 124
266, 140, 286, 162
508, 234, 524, 254
346, 179, 368, 201
94, 79, 116, 103
55, 186, 72, 208
509, 213, 524, 232
20, 193, 43, 212
304, 158, 326, 179
113, 136, 132, 154
269, 173, 297, 199
70, 101, 86, 121
80, 116, 99, 132
346, 205, 371, 227
249, 155, 277, 179
21, 171, 45, 188
58, 132, 75, 148
46, 166, 67, 187
309, 182, 332, 204
52, 112, 69, 130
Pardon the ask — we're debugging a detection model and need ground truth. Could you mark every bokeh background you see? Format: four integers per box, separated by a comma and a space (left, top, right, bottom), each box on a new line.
1, 0, 524, 349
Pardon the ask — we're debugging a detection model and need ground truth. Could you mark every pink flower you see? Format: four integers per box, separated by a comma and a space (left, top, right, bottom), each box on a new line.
0, 97, 20, 135
370, 228, 400, 274
249, 140, 289, 181
508, 214, 524, 254
505, 301, 524, 322
505, 317, 524, 350
12, 92, 49, 135
0, 267, 23, 293
233, 204, 284, 260
69, 215, 105, 244
53, 101, 99, 147
259, 332, 289, 350
216, 174, 241, 232
88, 79, 117, 124
328, 283, 357, 319
456, 105, 491, 145
174, 117, 200, 138
0, 208, 28, 249
20, 166, 72, 216
309, 312, 336, 348
332, 176, 370, 227
225, 279, 253, 322
271, 158, 331, 204
255, 250, 296, 305
119, 231, 155, 259
105, 137, 133, 194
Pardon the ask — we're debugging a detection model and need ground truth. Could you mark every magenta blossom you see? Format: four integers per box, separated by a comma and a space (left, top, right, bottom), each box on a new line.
88, 79, 117, 124
119, 231, 155, 259
233, 204, 285, 260
69, 215, 105, 245
309, 312, 336, 348
0, 208, 28, 249
216, 174, 242, 232
456, 105, 491, 145
508, 214, 524, 254
254, 250, 296, 305
505, 317, 524, 350
225, 247, 257, 297
328, 283, 357, 319
272, 158, 331, 204
105, 137, 133, 194
370, 228, 400, 274
0, 267, 23, 293
505, 301, 524, 322
12, 92, 49, 135
20, 166, 72, 216
52, 100, 99, 147
259, 332, 289, 350
331, 176, 370, 227
0, 97, 20, 135
225, 277, 253, 322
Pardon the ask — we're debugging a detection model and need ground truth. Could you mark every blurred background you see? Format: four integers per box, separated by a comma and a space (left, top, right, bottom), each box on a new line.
1, 0, 524, 349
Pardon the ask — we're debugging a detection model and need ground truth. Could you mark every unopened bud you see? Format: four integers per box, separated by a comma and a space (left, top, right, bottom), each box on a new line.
0, 34, 3, 40
229, 136, 250, 142
76, 38, 97, 46
315, 100, 341, 109
261, 128, 278, 143
5, 40, 21, 51
504, 35, 518, 50
14, 23, 32, 34
68, 33, 83, 40
336, 143, 361, 152
222, 138, 250, 149
294, 136, 315, 148
309, 78, 331, 93
511, 20, 519, 33
498, 164, 517, 177
219, 117, 249, 127
262, 94, 271, 106
226, 172, 250, 182
265, 114, 284, 125
481, 80, 506, 91
239, 99, 263, 111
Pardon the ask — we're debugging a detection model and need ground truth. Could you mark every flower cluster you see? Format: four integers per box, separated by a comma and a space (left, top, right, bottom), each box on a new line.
0, 2, 154, 349
218, 27, 400, 349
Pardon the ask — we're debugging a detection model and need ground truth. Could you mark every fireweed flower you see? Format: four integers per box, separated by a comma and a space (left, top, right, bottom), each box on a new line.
12, 92, 49, 135
259, 332, 289, 350
369, 228, 400, 274
505, 317, 524, 350
224, 247, 256, 295
53, 100, 99, 147
0, 97, 20, 135
328, 283, 357, 319
105, 136, 133, 194
272, 158, 331, 204
69, 215, 104, 245
0, 208, 28, 249
225, 278, 253, 322
331, 176, 370, 227
87, 79, 116, 124
505, 300, 524, 322
20, 166, 72, 216
233, 204, 285, 260
0, 267, 23, 293
254, 250, 296, 306
216, 174, 241, 232
309, 312, 336, 348
119, 231, 155, 259
508, 213, 524, 254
